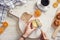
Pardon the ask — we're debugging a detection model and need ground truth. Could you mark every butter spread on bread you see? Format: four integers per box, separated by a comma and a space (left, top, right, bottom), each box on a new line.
32, 19, 42, 28
32, 20, 38, 28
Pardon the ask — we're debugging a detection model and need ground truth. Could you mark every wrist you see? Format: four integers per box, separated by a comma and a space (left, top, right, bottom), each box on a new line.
23, 33, 29, 38
20, 35, 27, 40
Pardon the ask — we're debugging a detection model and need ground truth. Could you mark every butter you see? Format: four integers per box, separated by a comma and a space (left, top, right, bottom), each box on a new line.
32, 20, 38, 28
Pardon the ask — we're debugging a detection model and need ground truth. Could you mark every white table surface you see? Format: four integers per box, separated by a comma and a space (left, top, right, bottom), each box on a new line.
0, 16, 20, 40
1, 0, 60, 40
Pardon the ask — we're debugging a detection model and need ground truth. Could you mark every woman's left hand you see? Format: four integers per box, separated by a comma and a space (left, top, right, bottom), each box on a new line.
40, 30, 48, 40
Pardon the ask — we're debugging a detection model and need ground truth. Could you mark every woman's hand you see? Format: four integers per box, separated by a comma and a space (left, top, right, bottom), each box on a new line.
23, 21, 36, 38
19, 21, 36, 40
40, 30, 48, 40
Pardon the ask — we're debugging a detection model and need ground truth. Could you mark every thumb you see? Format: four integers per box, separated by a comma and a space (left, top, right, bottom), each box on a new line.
31, 27, 36, 31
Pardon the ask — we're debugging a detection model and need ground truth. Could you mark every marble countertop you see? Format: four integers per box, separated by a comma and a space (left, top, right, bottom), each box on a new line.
0, 15, 20, 40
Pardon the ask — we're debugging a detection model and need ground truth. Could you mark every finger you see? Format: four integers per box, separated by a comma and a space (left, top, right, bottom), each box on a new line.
26, 21, 32, 29
31, 27, 36, 31
30, 23, 33, 29
41, 30, 43, 34
41, 30, 46, 36
28, 20, 34, 25
43, 32, 46, 37
28, 20, 33, 24
28, 22, 31, 28
27, 20, 32, 27
43, 33, 48, 40
28, 20, 34, 29
44, 37, 48, 39
41, 30, 47, 39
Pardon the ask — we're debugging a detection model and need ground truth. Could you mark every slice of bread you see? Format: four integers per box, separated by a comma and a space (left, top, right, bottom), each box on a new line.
21, 12, 32, 23
32, 20, 38, 28
32, 19, 42, 28
35, 19, 42, 27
